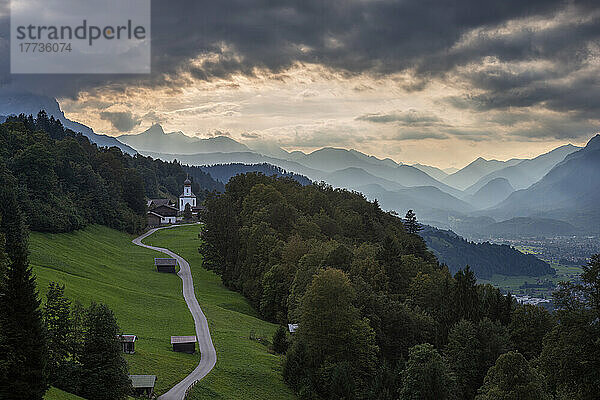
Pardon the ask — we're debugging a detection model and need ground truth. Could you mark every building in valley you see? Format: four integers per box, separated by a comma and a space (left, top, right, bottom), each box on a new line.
118, 334, 137, 354
155, 258, 178, 273
129, 375, 157, 398
171, 335, 197, 353
147, 204, 178, 226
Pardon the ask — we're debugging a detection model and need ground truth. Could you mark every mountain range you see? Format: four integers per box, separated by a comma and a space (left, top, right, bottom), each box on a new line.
465, 144, 580, 193
2, 91, 597, 236
487, 135, 600, 232
118, 124, 250, 154
442, 157, 524, 190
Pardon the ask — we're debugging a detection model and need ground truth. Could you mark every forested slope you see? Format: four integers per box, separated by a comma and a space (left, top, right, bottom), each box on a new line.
421, 226, 554, 278
200, 173, 600, 400
0, 113, 220, 233
201, 174, 516, 399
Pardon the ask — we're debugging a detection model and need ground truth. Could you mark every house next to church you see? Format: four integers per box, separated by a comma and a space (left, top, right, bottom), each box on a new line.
146, 178, 200, 227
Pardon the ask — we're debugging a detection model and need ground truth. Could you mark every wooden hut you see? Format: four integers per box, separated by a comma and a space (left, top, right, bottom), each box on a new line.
117, 334, 137, 354
155, 258, 177, 273
171, 335, 197, 353
129, 375, 156, 398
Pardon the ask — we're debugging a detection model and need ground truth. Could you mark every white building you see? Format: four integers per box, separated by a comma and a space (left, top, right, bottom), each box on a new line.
179, 177, 197, 212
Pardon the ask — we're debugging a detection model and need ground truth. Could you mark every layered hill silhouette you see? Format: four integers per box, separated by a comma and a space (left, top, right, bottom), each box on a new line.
467, 178, 515, 210
118, 124, 250, 154
443, 157, 523, 190
488, 135, 600, 232
466, 144, 580, 193
412, 163, 449, 181
4, 92, 598, 235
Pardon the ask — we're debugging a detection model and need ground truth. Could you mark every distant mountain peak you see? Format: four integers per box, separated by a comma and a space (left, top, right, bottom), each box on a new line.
585, 133, 600, 150
145, 123, 165, 135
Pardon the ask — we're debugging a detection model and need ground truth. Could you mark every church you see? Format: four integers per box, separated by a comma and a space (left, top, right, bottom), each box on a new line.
179, 177, 196, 212
146, 178, 199, 227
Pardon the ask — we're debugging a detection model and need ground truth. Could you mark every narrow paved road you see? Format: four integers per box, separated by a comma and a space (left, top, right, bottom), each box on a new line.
133, 225, 217, 400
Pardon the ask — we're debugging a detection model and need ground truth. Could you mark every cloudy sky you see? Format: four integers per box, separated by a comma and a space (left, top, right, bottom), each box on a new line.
1, 0, 599, 168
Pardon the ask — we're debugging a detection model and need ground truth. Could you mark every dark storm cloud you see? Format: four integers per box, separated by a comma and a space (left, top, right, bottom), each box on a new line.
447, 69, 600, 117
99, 111, 142, 132
1, 0, 599, 135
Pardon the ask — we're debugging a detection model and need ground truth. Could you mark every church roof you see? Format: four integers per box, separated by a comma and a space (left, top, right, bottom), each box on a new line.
180, 190, 195, 198
184, 177, 191, 185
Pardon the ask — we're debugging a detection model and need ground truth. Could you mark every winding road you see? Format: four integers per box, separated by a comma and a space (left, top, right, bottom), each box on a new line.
133, 225, 217, 400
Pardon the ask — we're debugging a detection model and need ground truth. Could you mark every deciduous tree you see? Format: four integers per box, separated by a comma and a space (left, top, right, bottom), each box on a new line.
399, 343, 455, 400
476, 351, 550, 400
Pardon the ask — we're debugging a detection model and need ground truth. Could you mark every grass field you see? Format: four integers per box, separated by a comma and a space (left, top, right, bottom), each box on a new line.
31, 225, 200, 397
479, 247, 583, 298
45, 387, 85, 400
146, 225, 295, 400
31, 224, 295, 400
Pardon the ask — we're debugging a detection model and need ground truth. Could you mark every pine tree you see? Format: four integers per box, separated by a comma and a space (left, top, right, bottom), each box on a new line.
0, 171, 49, 399
184, 202, 193, 221
404, 210, 422, 234
454, 266, 480, 322
272, 325, 289, 354
78, 303, 131, 400
43, 282, 74, 383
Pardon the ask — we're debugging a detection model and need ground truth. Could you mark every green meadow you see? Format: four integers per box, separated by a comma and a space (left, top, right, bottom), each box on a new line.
45, 387, 85, 400
30, 224, 294, 400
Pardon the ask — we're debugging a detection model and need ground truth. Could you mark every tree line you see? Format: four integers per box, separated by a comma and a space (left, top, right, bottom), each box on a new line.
201, 173, 600, 399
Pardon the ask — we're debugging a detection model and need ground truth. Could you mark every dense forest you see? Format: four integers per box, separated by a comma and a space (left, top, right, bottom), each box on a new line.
421, 226, 554, 278
201, 173, 600, 399
0, 112, 219, 234
191, 163, 312, 185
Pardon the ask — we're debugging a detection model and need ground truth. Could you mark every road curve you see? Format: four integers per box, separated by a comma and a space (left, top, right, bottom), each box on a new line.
132, 225, 217, 400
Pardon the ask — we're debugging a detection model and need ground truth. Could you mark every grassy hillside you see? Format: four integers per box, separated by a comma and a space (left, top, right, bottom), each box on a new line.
30, 224, 295, 400
45, 387, 85, 400
30, 225, 200, 396
146, 225, 295, 400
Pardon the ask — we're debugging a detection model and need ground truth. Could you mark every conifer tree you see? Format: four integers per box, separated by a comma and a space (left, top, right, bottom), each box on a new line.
0, 171, 49, 399
78, 302, 131, 400
272, 325, 289, 354
43, 282, 74, 383
184, 202, 193, 221
404, 210, 422, 234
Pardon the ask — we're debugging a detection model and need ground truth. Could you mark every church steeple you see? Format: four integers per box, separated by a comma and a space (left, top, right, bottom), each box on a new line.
179, 174, 196, 211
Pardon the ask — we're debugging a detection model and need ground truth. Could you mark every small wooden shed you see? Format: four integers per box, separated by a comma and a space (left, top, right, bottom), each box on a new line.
171, 335, 197, 353
117, 334, 137, 354
129, 375, 157, 398
155, 258, 177, 273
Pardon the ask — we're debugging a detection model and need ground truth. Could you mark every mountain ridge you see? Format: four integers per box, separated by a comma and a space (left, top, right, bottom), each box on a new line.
0, 90, 137, 155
